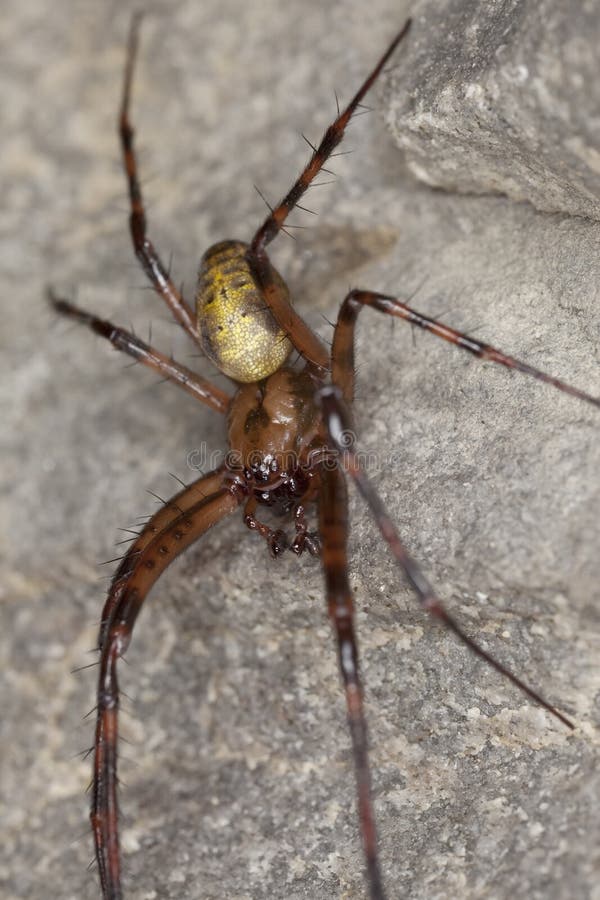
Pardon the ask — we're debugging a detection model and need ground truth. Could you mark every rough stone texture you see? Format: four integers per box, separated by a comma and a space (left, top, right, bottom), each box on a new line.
1, 2, 599, 900
385, 0, 600, 219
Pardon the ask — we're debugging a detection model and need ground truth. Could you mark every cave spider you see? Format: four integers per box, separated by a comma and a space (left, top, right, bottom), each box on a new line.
50, 14, 600, 900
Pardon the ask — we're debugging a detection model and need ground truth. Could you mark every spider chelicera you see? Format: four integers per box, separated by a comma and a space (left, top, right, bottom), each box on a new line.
50, 14, 600, 900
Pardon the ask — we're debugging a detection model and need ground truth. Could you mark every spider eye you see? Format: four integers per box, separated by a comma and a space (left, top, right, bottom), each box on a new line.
196, 240, 292, 382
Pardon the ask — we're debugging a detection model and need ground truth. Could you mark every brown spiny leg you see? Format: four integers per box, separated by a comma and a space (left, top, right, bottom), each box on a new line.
49, 294, 231, 415
99, 467, 228, 650
319, 463, 385, 900
318, 385, 575, 731
92, 472, 241, 899
246, 21, 412, 372
331, 289, 600, 407
120, 15, 203, 347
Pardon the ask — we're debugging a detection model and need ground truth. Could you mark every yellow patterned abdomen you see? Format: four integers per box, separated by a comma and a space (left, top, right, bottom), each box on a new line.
196, 240, 292, 382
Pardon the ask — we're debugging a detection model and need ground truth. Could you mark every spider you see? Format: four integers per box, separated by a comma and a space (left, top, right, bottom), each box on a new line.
50, 14, 600, 900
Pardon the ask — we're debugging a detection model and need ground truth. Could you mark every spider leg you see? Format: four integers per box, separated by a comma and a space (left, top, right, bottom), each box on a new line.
49, 293, 230, 414
319, 463, 385, 900
319, 385, 575, 731
119, 14, 203, 347
246, 20, 412, 373
92, 471, 241, 899
250, 20, 411, 256
98, 467, 227, 650
331, 288, 600, 407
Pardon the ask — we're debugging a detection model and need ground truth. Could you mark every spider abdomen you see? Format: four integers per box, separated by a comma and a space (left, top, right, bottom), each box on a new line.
196, 240, 292, 382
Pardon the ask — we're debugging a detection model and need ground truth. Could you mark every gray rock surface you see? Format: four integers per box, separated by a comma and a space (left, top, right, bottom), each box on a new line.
385, 0, 600, 219
1, 2, 599, 900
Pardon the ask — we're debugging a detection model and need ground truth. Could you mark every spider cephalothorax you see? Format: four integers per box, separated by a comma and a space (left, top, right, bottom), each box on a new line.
51, 14, 599, 900
227, 365, 327, 555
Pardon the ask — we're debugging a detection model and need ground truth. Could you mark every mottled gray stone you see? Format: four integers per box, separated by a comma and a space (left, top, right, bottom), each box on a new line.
385, 0, 600, 219
1, 3, 599, 900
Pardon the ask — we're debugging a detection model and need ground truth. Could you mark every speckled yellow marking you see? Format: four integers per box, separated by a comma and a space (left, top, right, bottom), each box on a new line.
196, 240, 292, 382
